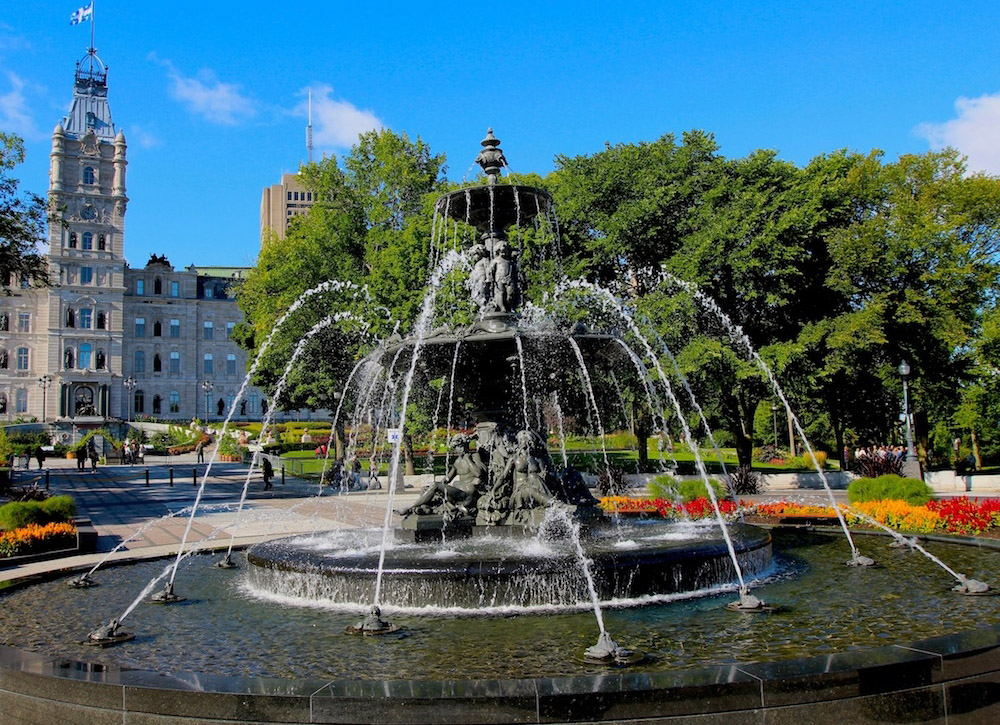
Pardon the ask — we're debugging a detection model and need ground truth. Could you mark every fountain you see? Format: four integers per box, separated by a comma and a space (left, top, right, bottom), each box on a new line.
0, 131, 998, 724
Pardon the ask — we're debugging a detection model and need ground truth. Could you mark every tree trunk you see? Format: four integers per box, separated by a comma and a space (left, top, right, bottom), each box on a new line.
334, 421, 345, 461
971, 428, 982, 470
403, 433, 416, 476
634, 411, 650, 473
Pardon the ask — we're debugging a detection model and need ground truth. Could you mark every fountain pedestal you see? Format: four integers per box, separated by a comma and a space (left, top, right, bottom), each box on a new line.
397, 513, 475, 543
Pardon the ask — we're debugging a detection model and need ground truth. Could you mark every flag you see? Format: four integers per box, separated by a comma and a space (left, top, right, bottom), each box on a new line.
70, 3, 93, 25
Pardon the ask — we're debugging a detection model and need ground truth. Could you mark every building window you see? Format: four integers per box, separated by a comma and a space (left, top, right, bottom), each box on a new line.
79, 343, 92, 369
169, 319, 180, 338
226, 322, 235, 338
153, 354, 162, 373
203, 321, 213, 340
96, 349, 105, 369
169, 390, 180, 413
69, 232, 77, 248
286, 191, 292, 201
79, 308, 92, 329
171, 281, 179, 297
17, 312, 30, 333
154, 277, 162, 295
226, 354, 237, 375
136, 279, 144, 295
134, 317, 145, 337
248, 391, 259, 414
83, 166, 95, 184
82, 232, 93, 250
169, 351, 180, 373
134, 390, 144, 414
16, 347, 28, 371
134, 350, 145, 373
96, 311, 106, 329
152, 394, 162, 415
80, 267, 93, 284
203, 353, 213, 375
98, 234, 106, 250
153, 320, 162, 337
15, 389, 27, 414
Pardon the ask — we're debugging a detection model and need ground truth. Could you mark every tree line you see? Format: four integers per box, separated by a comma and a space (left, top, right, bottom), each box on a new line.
228, 128, 1000, 469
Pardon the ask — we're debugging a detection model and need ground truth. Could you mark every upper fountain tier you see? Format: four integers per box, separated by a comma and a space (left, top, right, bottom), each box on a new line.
434, 128, 552, 236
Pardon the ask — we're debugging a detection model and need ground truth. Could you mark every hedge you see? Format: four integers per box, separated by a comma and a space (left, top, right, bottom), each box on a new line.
847, 475, 932, 506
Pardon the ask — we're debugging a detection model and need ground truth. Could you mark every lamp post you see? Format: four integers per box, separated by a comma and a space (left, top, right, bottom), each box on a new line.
770, 404, 779, 448
201, 380, 214, 425
123, 376, 136, 423
898, 361, 917, 462
37, 375, 52, 423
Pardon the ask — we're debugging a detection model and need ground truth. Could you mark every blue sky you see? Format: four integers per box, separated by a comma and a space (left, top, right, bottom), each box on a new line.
2, 1, 1000, 268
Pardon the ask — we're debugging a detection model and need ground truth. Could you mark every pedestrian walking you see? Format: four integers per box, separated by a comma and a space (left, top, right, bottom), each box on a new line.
89, 445, 99, 472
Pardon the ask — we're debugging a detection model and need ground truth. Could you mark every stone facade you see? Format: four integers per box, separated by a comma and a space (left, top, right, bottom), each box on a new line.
259, 173, 315, 243
0, 50, 266, 425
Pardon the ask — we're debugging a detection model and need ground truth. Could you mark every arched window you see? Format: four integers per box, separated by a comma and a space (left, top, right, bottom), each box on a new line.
152, 394, 162, 414
226, 354, 237, 375
134, 350, 145, 373
169, 390, 180, 413
96, 311, 106, 329
134, 389, 145, 414
83, 166, 95, 184
69, 232, 77, 248
154, 277, 162, 295
15, 388, 27, 413
64, 348, 74, 369
216, 398, 225, 416
82, 232, 93, 250
65, 308, 75, 328
95, 349, 106, 370
153, 354, 162, 372
203, 354, 213, 374
153, 320, 162, 337
203, 321, 213, 339
97, 234, 106, 250
79, 343, 92, 369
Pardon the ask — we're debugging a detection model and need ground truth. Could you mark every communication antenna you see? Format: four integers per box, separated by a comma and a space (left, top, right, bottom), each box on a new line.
306, 90, 314, 164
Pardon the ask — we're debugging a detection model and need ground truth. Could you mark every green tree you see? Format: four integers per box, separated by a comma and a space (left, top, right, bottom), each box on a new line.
0, 133, 49, 291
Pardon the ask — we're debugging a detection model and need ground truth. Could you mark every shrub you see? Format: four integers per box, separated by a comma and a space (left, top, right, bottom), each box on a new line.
648, 474, 680, 500
855, 455, 904, 479
676, 477, 727, 503
42, 495, 76, 522
0, 495, 76, 530
0, 521, 76, 557
753, 444, 787, 463
0, 501, 46, 530
847, 475, 932, 506
729, 465, 763, 495
218, 435, 242, 456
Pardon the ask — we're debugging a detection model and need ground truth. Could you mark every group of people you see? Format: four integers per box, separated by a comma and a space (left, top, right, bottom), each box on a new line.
75, 441, 100, 471
320, 457, 370, 491
121, 440, 146, 466
842, 444, 908, 469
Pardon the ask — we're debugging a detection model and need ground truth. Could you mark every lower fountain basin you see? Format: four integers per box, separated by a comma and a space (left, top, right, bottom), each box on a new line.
245, 521, 772, 610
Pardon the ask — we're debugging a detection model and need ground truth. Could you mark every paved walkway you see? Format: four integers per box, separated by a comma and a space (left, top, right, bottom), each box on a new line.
0, 451, 421, 583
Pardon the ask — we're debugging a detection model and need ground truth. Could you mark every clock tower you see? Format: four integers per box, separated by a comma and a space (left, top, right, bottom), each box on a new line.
44, 47, 126, 420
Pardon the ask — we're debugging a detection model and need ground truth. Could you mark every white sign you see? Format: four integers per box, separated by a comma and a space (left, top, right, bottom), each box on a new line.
387, 428, 402, 444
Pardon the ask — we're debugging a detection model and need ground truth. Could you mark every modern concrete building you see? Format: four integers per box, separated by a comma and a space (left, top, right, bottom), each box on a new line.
259, 172, 315, 243
0, 48, 266, 428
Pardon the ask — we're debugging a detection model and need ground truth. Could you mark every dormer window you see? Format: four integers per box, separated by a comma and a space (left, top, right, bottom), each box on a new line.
83, 166, 95, 185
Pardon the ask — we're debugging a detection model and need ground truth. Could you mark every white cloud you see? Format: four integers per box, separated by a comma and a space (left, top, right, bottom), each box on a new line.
0, 71, 42, 140
128, 124, 162, 149
916, 93, 1000, 175
304, 84, 382, 149
149, 53, 255, 125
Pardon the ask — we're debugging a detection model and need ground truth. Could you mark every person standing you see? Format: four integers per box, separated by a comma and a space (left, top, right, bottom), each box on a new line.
195, 438, 206, 464
76, 445, 86, 471
89, 444, 99, 472
34, 446, 44, 470
262, 457, 274, 491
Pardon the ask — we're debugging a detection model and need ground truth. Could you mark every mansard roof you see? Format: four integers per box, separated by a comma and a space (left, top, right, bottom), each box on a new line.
62, 48, 117, 141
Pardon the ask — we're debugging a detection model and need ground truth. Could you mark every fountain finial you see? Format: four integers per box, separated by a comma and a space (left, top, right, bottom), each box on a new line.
475, 128, 507, 185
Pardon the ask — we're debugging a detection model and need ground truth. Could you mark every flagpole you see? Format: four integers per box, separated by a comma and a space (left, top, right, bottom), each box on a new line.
90, 0, 96, 53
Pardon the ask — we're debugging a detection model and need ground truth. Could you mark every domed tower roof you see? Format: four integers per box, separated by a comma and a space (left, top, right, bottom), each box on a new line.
61, 47, 117, 141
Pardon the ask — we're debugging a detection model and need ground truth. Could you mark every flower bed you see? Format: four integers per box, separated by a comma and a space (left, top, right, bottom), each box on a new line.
600, 496, 1000, 536
0, 521, 77, 558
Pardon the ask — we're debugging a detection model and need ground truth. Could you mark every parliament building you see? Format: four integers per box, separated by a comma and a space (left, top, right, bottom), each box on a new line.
0, 49, 266, 427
